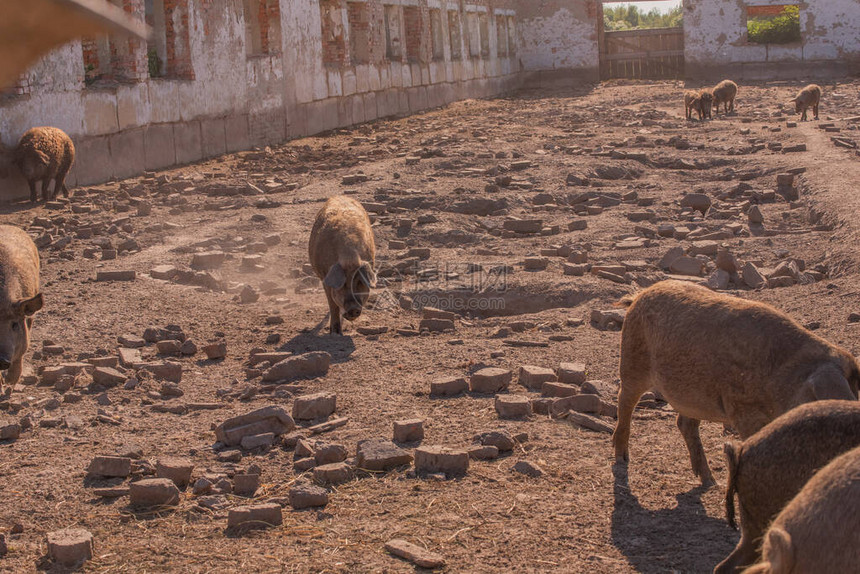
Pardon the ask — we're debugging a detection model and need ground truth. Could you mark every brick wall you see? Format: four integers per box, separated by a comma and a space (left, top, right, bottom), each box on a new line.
164, 0, 194, 78
321, 0, 347, 65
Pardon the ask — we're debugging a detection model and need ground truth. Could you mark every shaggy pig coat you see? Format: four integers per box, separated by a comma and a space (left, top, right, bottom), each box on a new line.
613, 280, 859, 486
15, 126, 75, 202
0, 225, 43, 394
308, 196, 376, 335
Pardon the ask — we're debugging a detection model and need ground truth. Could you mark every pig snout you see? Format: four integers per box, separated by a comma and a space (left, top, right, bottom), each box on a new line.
343, 307, 362, 321
0, 356, 10, 370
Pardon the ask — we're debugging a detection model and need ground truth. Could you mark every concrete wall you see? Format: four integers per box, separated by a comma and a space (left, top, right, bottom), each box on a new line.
0, 0, 522, 200
683, 0, 860, 79
517, 0, 600, 87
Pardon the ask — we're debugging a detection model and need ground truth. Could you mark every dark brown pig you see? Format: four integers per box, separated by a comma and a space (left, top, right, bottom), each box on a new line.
715, 400, 860, 573
740, 444, 860, 574
791, 84, 821, 121
308, 196, 377, 335
0, 225, 43, 395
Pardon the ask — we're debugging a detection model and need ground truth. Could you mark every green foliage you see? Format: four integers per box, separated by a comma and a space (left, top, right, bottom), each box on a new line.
147, 49, 162, 78
604, 4, 683, 31
747, 6, 801, 45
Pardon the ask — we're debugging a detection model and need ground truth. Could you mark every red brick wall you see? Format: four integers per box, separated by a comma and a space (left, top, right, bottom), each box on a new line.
404, 6, 423, 63
164, 0, 194, 79
321, 0, 346, 65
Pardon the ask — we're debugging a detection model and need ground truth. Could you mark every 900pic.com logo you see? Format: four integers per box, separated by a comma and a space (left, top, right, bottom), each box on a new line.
368, 262, 510, 313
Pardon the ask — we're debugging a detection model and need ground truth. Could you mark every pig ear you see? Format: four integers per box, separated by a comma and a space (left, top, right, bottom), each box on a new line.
14, 293, 43, 316
359, 263, 377, 288
808, 363, 854, 400
765, 527, 793, 573
324, 263, 346, 289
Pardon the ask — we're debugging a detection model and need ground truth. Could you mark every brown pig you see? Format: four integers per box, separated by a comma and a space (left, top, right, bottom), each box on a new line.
698, 89, 714, 119
0, 225, 43, 395
684, 90, 702, 120
791, 84, 821, 121
14, 127, 76, 202
712, 79, 738, 114
308, 196, 377, 335
613, 280, 859, 486
740, 444, 860, 574
715, 400, 860, 574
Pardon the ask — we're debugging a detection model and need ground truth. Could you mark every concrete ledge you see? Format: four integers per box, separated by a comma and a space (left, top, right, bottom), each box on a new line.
109, 129, 145, 181
201, 117, 227, 159
522, 68, 599, 88
174, 121, 203, 165
686, 60, 860, 82
225, 114, 250, 153
144, 124, 177, 171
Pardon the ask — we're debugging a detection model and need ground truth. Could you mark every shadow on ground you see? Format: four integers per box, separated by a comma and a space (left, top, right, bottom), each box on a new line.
610, 464, 737, 573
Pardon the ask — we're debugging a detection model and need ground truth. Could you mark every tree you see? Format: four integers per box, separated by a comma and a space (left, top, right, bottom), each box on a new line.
604, 4, 683, 31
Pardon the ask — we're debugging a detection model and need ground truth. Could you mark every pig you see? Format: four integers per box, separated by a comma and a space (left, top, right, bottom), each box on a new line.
0, 225, 44, 396
698, 89, 714, 120
684, 90, 702, 120
712, 80, 738, 114
14, 126, 76, 202
715, 400, 860, 574
308, 195, 377, 335
740, 444, 860, 574
612, 280, 859, 486
791, 84, 821, 121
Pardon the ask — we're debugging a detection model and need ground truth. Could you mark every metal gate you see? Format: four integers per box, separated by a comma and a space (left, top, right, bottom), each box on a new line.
600, 27, 685, 80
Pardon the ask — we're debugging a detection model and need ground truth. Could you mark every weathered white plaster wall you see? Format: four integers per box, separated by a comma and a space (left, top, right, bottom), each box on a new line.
0, 0, 521, 200
684, 0, 860, 77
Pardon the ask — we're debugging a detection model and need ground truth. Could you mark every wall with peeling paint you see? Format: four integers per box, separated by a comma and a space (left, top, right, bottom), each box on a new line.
516, 0, 600, 85
0, 0, 521, 200
683, 0, 860, 79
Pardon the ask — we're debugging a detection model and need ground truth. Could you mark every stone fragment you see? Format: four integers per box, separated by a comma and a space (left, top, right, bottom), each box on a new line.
475, 430, 516, 452
356, 438, 413, 471
289, 482, 329, 509
658, 246, 685, 269
46, 528, 93, 566
202, 342, 227, 360
240, 432, 275, 450
743, 262, 767, 289
557, 362, 586, 385
385, 539, 446, 569
565, 411, 614, 434
469, 368, 512, 393
137, 361, 182, 382
503, 219, 543, 234
191, 251, 226, 270
680, 193, 711, 215
262, 351, 331, 382
155, 457, 194, 487
513, 460, 544, 478
96, 270, 136, 281
0, 422, 22, 441
670, 256, 704, 277
541, 381, 578, 398
414, 446, 469, 477
468, 445, 499, 460
590, 309, 626, 330
314, 443, 349, 465
748, 205, 764, 224
215, 405, 296, 446
150, 265, 178, 280
430, 376, 468, 397
419, 318, 455, 332
227, 503, 282, 528
292, 392, 337, 420
393, 419, 424, 442
551, 394, 603, 417
233, 474, 260, 496
495, 395, 532, 419
706, 269, 730, 290
156, 340, 181, 355
87, 456, 131, 478
313, 462, 353, 485
129, 478, 180, 506
517, 365, 557, 390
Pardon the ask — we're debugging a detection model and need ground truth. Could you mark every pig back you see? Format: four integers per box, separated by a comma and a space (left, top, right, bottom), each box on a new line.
0, 224, 40, 304
308, 196, 375, 279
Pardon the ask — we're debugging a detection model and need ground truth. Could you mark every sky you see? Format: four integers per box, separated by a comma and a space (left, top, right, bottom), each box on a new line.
603, 1, 682, 13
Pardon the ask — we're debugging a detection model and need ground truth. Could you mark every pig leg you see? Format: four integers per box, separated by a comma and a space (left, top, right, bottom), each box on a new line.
27, 179, 37, 203
677, 414, 715, 486
813, 102, 819, 120
324, 287, 342, 335
41, 177, 52, 201
714, 535, 760, 574
613, 385, 643, 464
5, 357, 22, 387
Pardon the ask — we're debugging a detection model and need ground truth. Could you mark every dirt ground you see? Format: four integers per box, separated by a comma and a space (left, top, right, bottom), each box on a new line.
1, 78, 859, 573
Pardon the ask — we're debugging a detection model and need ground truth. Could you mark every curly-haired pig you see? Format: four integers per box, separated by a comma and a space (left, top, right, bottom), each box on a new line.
740, 444, 860, 574
715, 400, 860, 573
613, 280, 859, 486
0, 225, 43, 395
308, 195, 377, 335
14, 126, 75, 202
